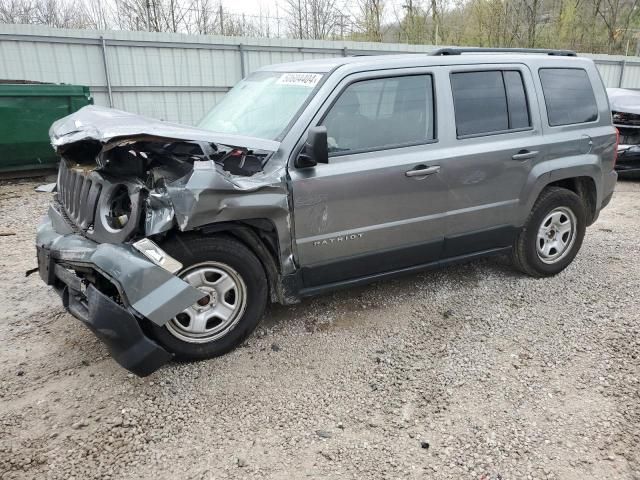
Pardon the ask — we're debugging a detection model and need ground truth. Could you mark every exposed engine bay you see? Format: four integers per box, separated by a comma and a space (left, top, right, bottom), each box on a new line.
57, 137, 270, 243
50, 106, 290, 246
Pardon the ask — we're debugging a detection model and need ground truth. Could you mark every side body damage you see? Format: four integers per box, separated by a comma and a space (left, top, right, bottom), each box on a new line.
37, 106, 297, 375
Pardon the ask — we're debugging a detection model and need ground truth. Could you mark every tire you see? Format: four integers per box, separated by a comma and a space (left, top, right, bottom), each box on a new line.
149, 234, 268, 361
511, 187, 587, 277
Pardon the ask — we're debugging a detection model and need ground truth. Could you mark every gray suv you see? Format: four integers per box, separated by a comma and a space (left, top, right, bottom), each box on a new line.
36, 48, 618, 375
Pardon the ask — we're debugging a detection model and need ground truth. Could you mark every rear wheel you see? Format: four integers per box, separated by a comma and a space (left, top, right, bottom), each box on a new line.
512, 187, 586, 277
149, 234, 267, 360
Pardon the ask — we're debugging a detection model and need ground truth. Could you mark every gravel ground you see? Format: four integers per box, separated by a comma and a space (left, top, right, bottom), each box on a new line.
0, 177, 638, 480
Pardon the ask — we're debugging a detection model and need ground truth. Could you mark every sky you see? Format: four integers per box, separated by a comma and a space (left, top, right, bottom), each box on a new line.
220, 0, 407, 29
222, 0, 282, 16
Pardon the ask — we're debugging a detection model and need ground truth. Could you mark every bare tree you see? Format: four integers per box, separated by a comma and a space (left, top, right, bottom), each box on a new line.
522, 0, 541, 47
82, 0, 111, 29
0, 0, 35, 24
190, 0, 219, 34
358, 0, 384, 41
429, 0, 439, 43
284, 0, 341, 39
395, 0, 429, 44
112, 0, 150, 30
596, 0, 640, 52
2, 0, 640, 56
31, 0, 93, 28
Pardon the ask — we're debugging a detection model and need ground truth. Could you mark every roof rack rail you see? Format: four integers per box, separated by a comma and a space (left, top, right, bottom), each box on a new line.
430, 47, 577, 57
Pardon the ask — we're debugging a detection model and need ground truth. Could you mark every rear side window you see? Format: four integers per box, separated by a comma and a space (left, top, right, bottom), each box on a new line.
451, 70, 531, 137
539, 68, 598, 126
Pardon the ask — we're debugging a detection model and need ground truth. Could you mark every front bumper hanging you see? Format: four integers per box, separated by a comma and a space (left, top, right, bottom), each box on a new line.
68, 283, 172, 376
36, 207, 204, 376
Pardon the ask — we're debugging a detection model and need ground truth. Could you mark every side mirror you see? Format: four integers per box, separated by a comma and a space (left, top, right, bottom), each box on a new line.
295, 126, 328, 168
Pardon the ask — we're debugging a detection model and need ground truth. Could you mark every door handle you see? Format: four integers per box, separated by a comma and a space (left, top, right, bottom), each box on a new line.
512, 150, 539, 161
405, 165, 441, 177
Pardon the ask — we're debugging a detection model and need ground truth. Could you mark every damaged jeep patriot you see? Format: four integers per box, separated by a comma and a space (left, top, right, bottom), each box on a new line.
36, 48, 618, 376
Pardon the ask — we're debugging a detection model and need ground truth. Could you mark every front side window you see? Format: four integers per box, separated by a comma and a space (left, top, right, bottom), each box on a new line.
451, 70, 531, 137
321, 74, 435, 154
199, 71, 323, 140
539, 68, 598, 126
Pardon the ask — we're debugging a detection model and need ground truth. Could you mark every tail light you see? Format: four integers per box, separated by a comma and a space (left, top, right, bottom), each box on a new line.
613, 127, 620, 168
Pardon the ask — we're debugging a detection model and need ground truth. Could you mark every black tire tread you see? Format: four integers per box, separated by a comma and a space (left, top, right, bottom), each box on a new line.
149, 233, 268, 361
512, 186, 586, 278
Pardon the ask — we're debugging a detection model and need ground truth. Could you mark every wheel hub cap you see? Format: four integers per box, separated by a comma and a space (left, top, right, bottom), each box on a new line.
166, 262, 247, 344
195, 288, 217, 309
536, 206, 577, 264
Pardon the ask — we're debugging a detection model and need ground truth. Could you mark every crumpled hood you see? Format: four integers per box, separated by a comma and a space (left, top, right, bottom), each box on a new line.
607, 88, 640, 116
49, 105, 280, 152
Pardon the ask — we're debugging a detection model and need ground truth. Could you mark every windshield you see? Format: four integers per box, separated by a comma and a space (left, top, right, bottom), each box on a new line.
198, 71, 323, 140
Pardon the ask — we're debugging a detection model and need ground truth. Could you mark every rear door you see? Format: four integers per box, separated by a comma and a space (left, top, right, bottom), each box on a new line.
289, 68, 449, 288
437, 64, 545, 257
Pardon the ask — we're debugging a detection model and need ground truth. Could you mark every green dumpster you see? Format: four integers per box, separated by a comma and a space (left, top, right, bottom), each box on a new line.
0, 84, 93, 173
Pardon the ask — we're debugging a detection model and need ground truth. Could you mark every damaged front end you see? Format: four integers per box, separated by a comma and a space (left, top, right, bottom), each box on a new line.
608, 88, 640, 175
37, 106, 292, 376
52, 106, 285, 241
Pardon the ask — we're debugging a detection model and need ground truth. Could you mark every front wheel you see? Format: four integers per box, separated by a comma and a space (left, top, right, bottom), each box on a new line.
149, 234, 268, 361
512, 187, 587, 277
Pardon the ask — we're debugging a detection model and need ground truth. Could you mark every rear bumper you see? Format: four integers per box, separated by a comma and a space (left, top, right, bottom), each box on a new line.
36, 206, 204, 376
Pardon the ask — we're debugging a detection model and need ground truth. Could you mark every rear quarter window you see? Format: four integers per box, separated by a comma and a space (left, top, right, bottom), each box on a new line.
539, 68, 598, 126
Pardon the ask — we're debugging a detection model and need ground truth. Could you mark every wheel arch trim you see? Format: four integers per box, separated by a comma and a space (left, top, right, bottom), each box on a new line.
520, 160, 601, 227
196, 220, 298, 304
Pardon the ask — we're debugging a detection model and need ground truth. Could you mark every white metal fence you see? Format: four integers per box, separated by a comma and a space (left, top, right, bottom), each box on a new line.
2, 24, 640, 125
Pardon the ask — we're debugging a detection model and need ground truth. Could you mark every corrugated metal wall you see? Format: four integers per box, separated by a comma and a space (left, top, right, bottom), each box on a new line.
2, 24, 640, 125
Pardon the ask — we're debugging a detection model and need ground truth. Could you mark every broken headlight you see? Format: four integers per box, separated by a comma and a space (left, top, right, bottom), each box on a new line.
105, 184, 132, 230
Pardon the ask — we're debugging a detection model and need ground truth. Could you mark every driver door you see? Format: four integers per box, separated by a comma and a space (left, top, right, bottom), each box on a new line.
289, 69, 450, 288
